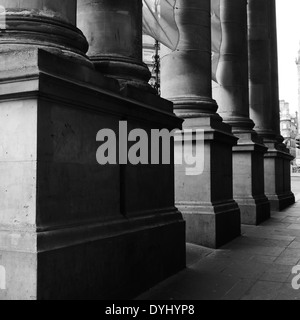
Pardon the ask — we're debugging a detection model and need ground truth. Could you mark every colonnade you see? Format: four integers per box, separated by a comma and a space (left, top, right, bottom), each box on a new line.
0, 0, 294, 299
160, 0, 294, 247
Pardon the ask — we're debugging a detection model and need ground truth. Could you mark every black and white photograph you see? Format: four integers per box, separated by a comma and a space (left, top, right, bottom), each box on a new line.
0, 0, 300, 304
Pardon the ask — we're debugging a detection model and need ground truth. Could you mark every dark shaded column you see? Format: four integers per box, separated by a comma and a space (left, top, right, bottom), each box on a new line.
0, 0, 185, 299
248, 0, 295, 211
161, 0, 241, 248
212, 0, 270, 225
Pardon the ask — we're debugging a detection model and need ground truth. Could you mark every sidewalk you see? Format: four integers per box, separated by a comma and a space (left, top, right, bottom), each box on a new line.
137, 177, 300, 300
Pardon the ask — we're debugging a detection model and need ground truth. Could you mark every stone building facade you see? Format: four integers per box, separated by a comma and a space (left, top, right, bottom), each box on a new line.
143, 35, 160, 91
279, 100, 298, 165
0, 0, 295, 300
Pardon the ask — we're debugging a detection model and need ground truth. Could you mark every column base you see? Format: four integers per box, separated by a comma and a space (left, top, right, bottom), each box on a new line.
232, 133, 270, 225
91, 56, 156, 94
175, 115, 241, 249
0, 213, 186, 300
1, 7, 91, 66
236, 196, 271, 225
268, 193, 295, 212
264, 143, 295, 211
181, 201, 241, 249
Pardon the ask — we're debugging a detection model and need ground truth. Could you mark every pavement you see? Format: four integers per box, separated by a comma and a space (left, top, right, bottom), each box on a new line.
137, 176, 300, 300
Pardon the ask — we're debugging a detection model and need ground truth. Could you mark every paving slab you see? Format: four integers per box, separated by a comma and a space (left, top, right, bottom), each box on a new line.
136, 180, 300, 300
241, 281, 283, 300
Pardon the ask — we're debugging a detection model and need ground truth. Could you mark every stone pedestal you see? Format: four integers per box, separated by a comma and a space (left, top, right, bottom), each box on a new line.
212, 0, 270, 225
264, 143, 295, 211
77, 0, 152, 91
232, 138, 270, 224
0, 0, 185, 300
0, 48, 186, 301
161, 0, 241, 248
248, 0, 295, 211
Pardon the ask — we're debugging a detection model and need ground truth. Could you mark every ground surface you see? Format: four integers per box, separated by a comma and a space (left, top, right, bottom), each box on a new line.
137, 176, 300, 300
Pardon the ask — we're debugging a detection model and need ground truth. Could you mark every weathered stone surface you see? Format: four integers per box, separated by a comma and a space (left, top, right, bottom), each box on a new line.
77, 0, 152, 91
0, 0, 90, 65
1, 0, 76, 23
0, 48, 185, 300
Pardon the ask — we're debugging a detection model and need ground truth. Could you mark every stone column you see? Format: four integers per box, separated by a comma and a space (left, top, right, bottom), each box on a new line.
248, 0, 295, 211
161, 0, 241, 248
0, 0, 185, 299
77, 0, 152, 91
212, 0, 270, 225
